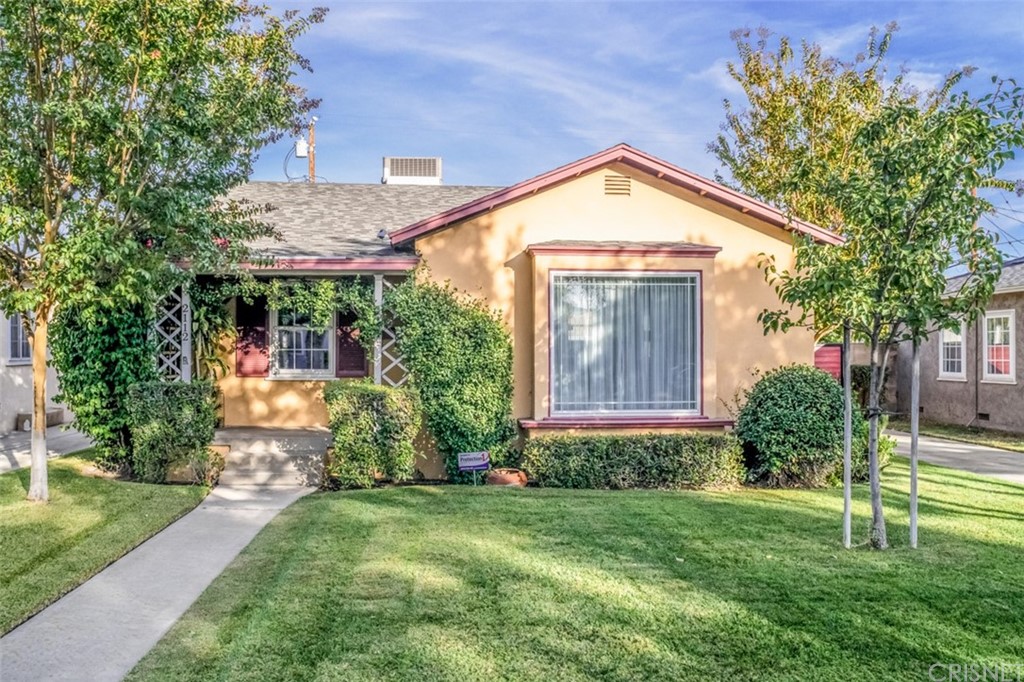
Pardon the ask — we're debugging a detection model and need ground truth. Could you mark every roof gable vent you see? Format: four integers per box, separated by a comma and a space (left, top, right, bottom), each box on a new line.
382, 157, 443, 185
604, 174, 631, 196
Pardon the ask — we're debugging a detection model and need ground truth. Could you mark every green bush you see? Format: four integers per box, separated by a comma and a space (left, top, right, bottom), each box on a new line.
736, 364, 849, 487
522, 433, 744, 490
322, 381, 422, 489
127, 381, 218, 483
385, 276, 515, 481
736, 364, 894, 487
51, 302, 159, 471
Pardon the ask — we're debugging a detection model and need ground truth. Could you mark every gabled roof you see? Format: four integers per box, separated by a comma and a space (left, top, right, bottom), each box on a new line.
389, 143, 841, 246
229, 182, 501, 259
946, 255, 1024, 296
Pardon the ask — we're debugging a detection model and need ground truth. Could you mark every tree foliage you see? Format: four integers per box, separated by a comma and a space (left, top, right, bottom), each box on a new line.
50, 301, 158, 472
715, 24, 1024, 547
386, 274, 515, 481
0, 1, 325, 499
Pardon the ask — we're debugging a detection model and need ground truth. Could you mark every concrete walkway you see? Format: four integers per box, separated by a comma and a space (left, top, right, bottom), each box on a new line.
889, 431, 1024, 485
0, 425, 93, 474
0, 483, 313, 681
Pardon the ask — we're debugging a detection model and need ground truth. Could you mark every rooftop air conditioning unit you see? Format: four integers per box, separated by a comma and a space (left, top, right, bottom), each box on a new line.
382, 156, 442, 185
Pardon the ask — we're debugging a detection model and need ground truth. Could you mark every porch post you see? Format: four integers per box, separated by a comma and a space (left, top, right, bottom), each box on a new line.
373, 274, 383, 385
180, 286, 193, 383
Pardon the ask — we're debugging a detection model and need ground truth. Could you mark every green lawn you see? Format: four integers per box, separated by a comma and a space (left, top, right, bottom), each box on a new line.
128, 459, 1024, 682
889, 418, 1024, 454
0, 451, 208, 634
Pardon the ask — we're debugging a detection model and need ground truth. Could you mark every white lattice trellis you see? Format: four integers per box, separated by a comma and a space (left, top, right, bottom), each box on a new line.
375, 274, 408, 387
154, 287, 192, 382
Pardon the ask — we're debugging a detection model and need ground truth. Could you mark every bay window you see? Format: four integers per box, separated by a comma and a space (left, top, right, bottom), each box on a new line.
551, 272, 700, 414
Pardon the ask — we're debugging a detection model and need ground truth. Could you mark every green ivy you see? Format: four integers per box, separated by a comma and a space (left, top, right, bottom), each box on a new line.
385, 274, 515, 481
50, 301, 159, 471
322, 380, 422, 489
204, 276, 382, 352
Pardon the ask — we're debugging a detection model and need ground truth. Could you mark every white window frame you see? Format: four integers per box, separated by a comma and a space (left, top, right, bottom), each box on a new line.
268, 309, 335, 380
937, 320, 966, 381
982, 309, 1016, 384
548, 269, 702, 417
8, 313, 31, 365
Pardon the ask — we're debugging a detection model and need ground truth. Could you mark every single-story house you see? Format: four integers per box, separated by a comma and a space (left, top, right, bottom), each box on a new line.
215, 144, 839, 477
0, 312, 66, 435
896, 256, 1024, 432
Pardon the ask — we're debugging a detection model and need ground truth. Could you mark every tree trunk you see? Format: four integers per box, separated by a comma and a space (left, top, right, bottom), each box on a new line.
842, 322, 852, 549
867, 335, 888, 549
27, 313, 49, 502
910, 338, 921, 549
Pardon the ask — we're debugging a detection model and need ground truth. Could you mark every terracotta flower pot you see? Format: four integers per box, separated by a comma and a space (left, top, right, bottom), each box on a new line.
486, 468, 528, 487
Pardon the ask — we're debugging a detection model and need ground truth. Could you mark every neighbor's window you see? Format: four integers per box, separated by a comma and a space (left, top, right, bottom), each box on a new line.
938, 322, 966, 380
551, 272, 700, 414
271, 309, 332, 377
983, 310, 1015, 382
9, 314, 30, 362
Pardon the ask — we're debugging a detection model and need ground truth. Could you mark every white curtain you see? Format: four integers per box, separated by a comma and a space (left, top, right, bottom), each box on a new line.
552, 274, 698, 413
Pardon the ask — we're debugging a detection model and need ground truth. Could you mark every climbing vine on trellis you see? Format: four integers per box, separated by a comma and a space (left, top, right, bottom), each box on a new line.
192, 276, 383, 355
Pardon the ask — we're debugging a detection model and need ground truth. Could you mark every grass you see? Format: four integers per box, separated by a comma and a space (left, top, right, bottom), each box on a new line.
888, 418, 1024, 454
128, 459, 1024, 682
0, 451, 208, 634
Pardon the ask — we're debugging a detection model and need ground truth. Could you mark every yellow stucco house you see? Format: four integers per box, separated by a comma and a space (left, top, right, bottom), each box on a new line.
216, 144, 838, 477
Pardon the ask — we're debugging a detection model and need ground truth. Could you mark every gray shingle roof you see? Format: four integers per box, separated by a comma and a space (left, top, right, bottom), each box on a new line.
946, 256, 1024, 295
228, 182, 503, 258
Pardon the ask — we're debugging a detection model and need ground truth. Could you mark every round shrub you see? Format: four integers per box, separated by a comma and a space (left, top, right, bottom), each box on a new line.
736, 364, 858, 487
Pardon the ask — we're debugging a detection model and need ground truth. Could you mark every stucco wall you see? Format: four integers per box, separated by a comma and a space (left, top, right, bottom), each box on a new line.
0, 313, 65, 435
898, 292, 1024, 432
414, 163, 815, 423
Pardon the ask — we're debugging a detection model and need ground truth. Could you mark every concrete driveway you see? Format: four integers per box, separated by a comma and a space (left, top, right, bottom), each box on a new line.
889, 431, 1024, 485
0, 426, 93, 474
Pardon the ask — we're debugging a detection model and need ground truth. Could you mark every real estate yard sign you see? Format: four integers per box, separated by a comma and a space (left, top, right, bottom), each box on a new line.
458, 451, 490, 485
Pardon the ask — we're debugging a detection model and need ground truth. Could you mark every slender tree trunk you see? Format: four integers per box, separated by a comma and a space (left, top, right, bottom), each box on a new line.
842, 322, 852, 549
27, 313, 49, 502
867, 335, 888, 549
910, 338, 921, 549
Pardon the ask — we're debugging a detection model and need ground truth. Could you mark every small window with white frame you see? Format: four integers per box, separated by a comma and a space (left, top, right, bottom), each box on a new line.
269, 308, 333, 378
9, 314, 31, 363
938, 321, 966, 380
983, 309, 1016, 383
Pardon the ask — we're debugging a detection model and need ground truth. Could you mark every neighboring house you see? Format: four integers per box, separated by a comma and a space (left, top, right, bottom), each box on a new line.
0, 311, 65, 435
896, 256, 1024, 432
214, 144, 839, 476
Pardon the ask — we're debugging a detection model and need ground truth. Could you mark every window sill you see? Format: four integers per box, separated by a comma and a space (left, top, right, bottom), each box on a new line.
6, 360, 31, 366
980, 378, 1018, 386
519, 416, 734, 429
265, 373, 335, 382
937, 375, 967, 382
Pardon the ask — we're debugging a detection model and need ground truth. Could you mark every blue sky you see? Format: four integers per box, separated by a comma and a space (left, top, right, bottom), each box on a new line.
255, 1, 1024, 253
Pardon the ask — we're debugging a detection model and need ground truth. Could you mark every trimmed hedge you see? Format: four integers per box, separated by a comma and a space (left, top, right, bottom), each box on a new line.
322, 381, 422, 489
522, 433, 744, 490
127, 381, 218, 484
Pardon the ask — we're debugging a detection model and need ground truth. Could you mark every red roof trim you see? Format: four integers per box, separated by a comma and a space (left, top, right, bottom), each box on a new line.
526, 243, 722, 259
519, 417, 734, 430
390, 143, 841, 246
245, 257, 419, 272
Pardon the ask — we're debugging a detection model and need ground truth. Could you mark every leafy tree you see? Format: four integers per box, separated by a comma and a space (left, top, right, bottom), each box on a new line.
0, 1, 325, 500
715, 25, 1024, 548
710, 23, 910, 242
